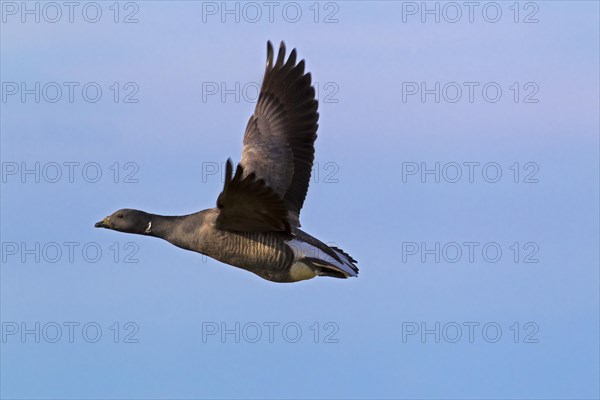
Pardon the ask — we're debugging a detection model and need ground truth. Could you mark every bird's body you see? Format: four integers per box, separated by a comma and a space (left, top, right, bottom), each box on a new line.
124, 209, 356, 282
95, 41, 358, 283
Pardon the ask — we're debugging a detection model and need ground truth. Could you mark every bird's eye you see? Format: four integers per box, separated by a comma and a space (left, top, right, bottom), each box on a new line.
117, 214, 124, 219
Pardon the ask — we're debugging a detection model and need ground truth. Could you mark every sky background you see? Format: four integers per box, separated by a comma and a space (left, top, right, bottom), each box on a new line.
1, 1, 599, 399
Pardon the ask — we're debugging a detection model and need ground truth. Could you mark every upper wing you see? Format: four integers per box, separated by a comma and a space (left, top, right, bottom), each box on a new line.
240, 41, 319, 227
216, 159, 291, 234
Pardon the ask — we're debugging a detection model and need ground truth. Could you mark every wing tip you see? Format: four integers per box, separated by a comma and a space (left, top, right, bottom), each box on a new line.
275, 41, 286, 67
266, 41, 274, 67
225, 158, 233, 183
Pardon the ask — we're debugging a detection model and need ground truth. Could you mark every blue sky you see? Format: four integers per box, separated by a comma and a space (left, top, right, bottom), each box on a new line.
1, 1, 599, 399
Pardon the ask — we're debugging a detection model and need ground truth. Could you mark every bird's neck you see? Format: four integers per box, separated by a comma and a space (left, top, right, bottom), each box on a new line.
144, 212, 200, 250
145, 214, 178, 239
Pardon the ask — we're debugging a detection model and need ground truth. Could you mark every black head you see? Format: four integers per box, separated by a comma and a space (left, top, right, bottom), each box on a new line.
94, 209, 152, 234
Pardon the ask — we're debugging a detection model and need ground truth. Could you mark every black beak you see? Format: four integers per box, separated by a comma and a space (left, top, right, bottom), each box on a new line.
95, 217, 110, 228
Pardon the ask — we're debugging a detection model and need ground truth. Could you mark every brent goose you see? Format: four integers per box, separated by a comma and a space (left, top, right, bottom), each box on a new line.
95, 41, 358, 282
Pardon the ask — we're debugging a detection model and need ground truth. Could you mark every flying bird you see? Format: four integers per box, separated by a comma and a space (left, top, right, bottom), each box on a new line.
95, 41, 358, 282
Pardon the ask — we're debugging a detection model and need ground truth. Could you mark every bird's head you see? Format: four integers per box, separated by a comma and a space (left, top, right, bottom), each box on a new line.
94, 208, 152, 235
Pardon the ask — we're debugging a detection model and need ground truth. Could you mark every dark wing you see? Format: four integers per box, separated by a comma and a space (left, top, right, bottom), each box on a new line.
240, 41, 319, 227
216, 159, 291, 234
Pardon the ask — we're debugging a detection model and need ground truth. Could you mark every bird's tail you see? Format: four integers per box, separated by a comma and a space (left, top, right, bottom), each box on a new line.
287, 238, 359, 279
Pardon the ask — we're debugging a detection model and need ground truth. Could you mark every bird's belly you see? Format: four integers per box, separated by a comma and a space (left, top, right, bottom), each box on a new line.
289, 261, 318, 281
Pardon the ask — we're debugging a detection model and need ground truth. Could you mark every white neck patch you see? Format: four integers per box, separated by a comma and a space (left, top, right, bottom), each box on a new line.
144, 221, 152, 234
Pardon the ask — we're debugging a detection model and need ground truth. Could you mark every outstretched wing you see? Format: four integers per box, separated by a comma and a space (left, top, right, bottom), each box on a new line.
240, 41, 319, 228
216, 159, 291, 234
